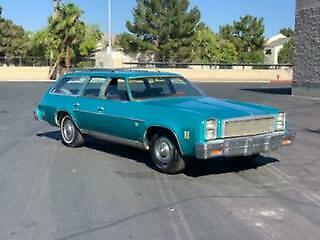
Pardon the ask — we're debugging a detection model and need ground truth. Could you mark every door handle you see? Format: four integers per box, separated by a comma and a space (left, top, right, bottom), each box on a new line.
73, 103, 80, 108
97, 107, 104, 112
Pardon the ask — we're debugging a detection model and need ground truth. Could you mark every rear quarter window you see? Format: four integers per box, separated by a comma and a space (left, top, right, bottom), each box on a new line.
52, 76, 88, 96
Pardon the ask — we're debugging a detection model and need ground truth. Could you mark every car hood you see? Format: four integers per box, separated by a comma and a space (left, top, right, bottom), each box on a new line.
142, 96, 278, 120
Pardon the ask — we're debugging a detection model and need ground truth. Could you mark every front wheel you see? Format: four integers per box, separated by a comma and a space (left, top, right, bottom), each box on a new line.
60, 115, 84, 147
150, 134, 186, 174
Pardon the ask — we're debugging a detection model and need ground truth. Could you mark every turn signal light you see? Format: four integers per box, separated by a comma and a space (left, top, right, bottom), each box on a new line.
282, 139, 292, 145
211, 149, 222, 156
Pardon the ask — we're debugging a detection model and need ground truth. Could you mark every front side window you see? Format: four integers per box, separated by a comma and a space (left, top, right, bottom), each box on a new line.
53, 76, 87, 96
83, 77, 108, 98
129, 77, 204, 100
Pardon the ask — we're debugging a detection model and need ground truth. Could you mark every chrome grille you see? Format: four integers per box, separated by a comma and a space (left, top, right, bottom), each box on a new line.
223, 116, 274, 138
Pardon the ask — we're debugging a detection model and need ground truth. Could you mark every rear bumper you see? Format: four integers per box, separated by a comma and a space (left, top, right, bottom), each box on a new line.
33, 108, 43, 121
195, 130, 295, 160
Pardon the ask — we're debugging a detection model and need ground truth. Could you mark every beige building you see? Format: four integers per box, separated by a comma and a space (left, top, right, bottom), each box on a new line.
264, 33, 289, 64
94, 34, 154, 68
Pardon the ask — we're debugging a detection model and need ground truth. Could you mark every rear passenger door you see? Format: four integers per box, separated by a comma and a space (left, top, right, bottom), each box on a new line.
72, 77, 109, 132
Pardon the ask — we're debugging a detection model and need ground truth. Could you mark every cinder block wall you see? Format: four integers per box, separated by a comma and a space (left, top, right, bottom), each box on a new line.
0, 67, 50, 81
293, 0, 320, 97
0, 67, 292, 83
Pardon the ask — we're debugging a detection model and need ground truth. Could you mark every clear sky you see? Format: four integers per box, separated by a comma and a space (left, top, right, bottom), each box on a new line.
0, 0, 295, 37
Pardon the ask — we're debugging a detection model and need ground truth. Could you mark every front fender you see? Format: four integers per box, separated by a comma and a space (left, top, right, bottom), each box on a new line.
145, 119, 201, 157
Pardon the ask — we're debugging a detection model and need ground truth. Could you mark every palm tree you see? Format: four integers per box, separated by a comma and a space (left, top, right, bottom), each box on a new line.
60, 4, 85, 70
48, 3, 85, 76
48, 15, 64, 78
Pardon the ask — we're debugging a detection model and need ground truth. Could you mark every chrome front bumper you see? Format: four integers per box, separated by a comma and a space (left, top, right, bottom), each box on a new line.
33, 109, 39, 121
195, 130, 295, 160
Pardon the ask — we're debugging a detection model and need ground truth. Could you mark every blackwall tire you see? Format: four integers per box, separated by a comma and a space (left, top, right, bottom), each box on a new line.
150, 133, 185, 174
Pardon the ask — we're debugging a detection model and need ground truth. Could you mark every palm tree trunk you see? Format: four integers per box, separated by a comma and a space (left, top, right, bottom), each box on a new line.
56, 53, 61, 79
65, 46, 71, 71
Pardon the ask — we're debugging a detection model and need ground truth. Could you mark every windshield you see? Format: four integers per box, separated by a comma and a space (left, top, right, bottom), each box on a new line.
128, 77, 205, 100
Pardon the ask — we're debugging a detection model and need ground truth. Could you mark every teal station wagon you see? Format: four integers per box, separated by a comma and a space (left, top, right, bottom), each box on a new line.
34, 69, 295, 174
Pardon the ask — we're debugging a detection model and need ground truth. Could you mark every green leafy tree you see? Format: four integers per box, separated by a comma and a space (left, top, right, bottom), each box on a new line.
118, 32, 144, 53
220, 15, 265, 63
191, 25, 236, 63
0, 20, 30, 58
192, 26, 220, 63
119, 0, 201, 62
78, 25, 102, 57
218, 38, 237, 64
278, 28, 294, 64
76, 25, 102, 67
27, 29, 60, 66
280, 27, 294, 38
0, 4, 101, 72
29, 24, 101, 66
0, 6, 30, 59
28, 30, 51, 59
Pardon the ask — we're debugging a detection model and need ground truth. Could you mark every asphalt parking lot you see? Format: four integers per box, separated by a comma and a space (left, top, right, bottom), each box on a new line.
0, 81, 320, 240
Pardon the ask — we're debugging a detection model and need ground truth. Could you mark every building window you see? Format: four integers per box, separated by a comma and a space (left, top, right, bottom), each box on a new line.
265, 49, 272, 55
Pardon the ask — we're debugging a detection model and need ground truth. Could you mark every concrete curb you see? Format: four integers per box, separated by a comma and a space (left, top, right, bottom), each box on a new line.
0, 80, 54, 83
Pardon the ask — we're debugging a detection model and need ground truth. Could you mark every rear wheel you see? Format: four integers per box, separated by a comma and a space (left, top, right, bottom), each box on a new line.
150, 132, 185, 174
60, 115, 84, 147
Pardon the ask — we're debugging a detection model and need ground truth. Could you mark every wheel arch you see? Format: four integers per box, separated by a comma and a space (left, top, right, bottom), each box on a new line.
144, 126, 184, 155
55, 111, 69, 126
55, 111, 80, 130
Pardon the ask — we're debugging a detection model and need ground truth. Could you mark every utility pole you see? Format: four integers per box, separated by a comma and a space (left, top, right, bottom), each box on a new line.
50, 0, 61, 80
106, 0, 112, 68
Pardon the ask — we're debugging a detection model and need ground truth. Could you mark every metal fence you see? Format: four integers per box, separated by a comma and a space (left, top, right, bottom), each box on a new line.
0, 56, 95, 68
0, 56, 50, 67
0, 57, 293, 70
123, 62, 293, 70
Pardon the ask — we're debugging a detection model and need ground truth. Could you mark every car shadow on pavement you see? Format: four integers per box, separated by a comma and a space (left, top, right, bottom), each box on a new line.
184, 156, 279, 177
241, 87, 291, 95
36, 130, 154, 168
304, 128, 320, 135
37, 130, 61, 140
37, 130, 279, 176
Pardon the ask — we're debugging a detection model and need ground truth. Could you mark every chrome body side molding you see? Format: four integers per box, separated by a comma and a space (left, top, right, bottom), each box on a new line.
82, 130, 148, 150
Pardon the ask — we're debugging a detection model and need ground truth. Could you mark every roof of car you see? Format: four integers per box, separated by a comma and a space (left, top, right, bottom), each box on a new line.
63, 68, 181, 79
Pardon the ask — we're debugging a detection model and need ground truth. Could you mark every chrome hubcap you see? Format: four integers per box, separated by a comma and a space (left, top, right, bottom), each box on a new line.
62, 119, 74, 143
155, 137, 173, 164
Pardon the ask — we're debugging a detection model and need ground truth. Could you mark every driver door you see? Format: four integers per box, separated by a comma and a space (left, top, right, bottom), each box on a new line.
99, 78, 145, 142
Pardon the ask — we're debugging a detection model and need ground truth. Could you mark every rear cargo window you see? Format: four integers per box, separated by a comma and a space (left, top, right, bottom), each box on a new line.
52, 76, 87, 96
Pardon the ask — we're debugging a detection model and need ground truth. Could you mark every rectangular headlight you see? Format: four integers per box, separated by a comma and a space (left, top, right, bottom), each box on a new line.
206, 120, 216, 130
276, 112, 286, 131
206, 130, 216, 140
205, 119, 216, 140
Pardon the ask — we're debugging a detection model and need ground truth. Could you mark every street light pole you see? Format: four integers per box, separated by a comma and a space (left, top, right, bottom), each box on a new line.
106, 0, 112, 68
